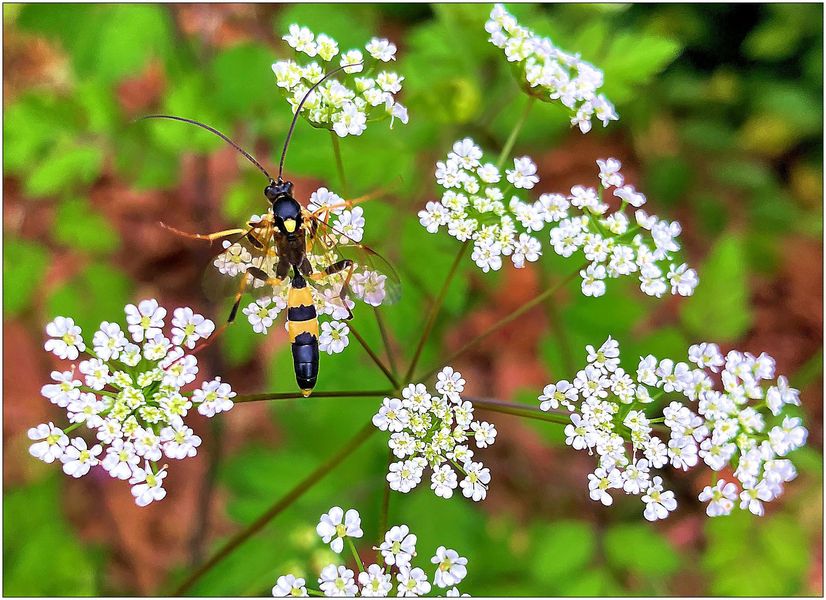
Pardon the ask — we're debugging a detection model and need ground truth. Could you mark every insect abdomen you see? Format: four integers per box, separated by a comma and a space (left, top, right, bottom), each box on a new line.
287, 276, 318, 396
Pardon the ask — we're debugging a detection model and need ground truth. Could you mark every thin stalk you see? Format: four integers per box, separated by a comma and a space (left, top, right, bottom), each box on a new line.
468, 397, 571, 426
234, 390, 393, 404
496, 97, 536, 170
373, 307, 398, 379
349, 322, 399, 389
330, 132, 348, 196
171, 422, 376, 596
347, 538, 365, 573
377, 449, 393, 565
416, 264, 583, 383
404, 241, 469, 382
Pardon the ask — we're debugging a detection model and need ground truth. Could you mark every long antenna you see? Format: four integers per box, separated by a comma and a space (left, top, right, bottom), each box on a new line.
278, 62, 362, 181
139, 114, 274, 182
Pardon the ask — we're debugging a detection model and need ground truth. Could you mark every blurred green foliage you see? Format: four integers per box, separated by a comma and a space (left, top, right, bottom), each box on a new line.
4, 3, 822, 597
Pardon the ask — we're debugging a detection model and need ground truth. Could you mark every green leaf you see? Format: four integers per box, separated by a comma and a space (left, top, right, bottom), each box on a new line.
644, 156, 694, 207
604, 523, 680, 576
4, 238, 49, 317
23, 142, 104, 199
3, 93, 82, 177
210, 44, 279, 115
600, 33, 682, 104
53, 197, 119, 254
530, 519, 596, 584
45, 262, 132, 335
4, 476, 100, 595
20, 5, 172, 84
681, 235, 752, 341
220, 317, 262, 367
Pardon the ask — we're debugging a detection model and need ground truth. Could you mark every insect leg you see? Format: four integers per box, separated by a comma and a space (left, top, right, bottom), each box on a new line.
310, 259, 356, 320
160, 222, 248, 244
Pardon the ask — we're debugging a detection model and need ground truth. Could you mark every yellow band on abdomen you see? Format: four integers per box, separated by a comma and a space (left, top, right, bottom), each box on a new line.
288, 286, 314, 308
288, 319, 319, 342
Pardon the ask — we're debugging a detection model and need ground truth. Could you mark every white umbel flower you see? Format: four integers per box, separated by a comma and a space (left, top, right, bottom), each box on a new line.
316, 506, 363, 553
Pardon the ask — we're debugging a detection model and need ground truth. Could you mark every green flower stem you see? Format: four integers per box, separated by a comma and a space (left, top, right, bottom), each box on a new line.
330, 132, 348, 196
347, 537, 365, 573
404, 241, 470, 383
349, 322, 399, 389
415, 264, 584, 383
496, 96, 536, 170
80, 387, 117, 397
308, 589, 325, 597
467, 397, 571, 427
377, 448, 393, 565
63, 422, 83, 435
234, 390, 393, 404
171, 421, 376, 596
373, 307, 399, 379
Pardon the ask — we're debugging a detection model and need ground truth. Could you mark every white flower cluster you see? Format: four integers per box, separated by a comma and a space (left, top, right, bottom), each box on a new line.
421, 144, 698, 298
372, 367, 497, 502
29, 300, 235, 507
273, 506, 469, 597
539, 338, 807, 520
214, 187, 392, 353
274, 24, 408, 137
485, 4, 618, 133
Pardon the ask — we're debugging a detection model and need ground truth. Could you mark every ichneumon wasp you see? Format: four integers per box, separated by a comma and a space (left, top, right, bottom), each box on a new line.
141, 63, 401, 396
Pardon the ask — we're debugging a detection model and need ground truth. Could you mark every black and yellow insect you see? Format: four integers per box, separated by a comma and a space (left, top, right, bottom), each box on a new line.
143, 64, 400, 395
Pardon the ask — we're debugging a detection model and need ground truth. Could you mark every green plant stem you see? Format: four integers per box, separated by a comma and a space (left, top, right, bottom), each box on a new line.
415, 264, 583, 383
349, 322, 399, 389
404, 241, 469, 383
330, 132, 348, 196
171, 421, 376, 596
63, 422, 83, 434
377, 449, 393, 565
307, 589, 325, 597
496, 97, 536, 170
373, 307, 398, 378
234, 390, 393, 404
467, 397, 571, 426
347, 537, 365, 573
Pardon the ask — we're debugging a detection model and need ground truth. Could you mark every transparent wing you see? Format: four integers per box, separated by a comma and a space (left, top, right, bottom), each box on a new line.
202, 222, 288, 304
306, 216, 402, 308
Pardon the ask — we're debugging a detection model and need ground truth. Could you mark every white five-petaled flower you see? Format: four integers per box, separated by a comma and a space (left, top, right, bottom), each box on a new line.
272, 574, 307, 597
171, 307, 215, 349
699, 479, 738, 517
396, 565, 431, 597
431, 546, 468, 588
318, 564, 358, 597
358, 564, 393, 597
379, 524, 418, 567
44, 317, 86, 360
319, 321, 350, 354
125, 299, 166, 342
316, 507, 363, 553
28, 422, 69, 463
129, 462, 167, 507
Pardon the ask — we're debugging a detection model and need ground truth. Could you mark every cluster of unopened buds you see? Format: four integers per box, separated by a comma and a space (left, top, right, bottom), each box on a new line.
420, 139, 698, 298
28, 300, 235, 507
539, 337, 806, 520
373, 368, 496, 502
273, 506, 469, 597
485, 3, 618, 133
274, 24, 408, 136
213, 186, 391, 352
